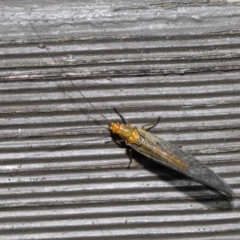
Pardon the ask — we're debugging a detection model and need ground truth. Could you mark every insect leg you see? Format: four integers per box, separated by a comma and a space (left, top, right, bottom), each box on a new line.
114, 140, 126, 148
127, 148, 133, 169
127, 148, 139, 169
142, 117, 161, 131
114, 107, 129, 124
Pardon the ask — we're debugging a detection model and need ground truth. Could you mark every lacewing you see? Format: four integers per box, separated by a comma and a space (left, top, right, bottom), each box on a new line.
57, 73, 235, 197
109, 108, 235, 197
62, 78, 235, 197
29, 21, 234, 197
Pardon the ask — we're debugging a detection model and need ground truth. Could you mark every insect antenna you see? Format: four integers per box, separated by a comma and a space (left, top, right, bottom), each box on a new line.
65, 79, 110, 125
113, 107, 128, 124
28, 12, 110, 128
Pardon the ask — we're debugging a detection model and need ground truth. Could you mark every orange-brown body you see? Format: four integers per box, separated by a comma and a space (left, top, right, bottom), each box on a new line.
109, 122, 139, 143
109, 122, 188, 171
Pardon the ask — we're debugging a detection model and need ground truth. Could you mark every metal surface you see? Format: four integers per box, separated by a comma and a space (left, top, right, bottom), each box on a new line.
0, 0, 239, 239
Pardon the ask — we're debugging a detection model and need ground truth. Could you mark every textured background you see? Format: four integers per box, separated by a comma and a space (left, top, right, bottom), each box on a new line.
0, 0, 239, 239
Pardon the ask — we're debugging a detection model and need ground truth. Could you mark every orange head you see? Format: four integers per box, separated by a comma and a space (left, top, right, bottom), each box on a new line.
109, 122, 121, 134
109, 122, 139, 143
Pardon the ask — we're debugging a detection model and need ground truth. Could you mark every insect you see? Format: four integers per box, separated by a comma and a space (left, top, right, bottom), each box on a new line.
108, 108, 235, 197
69, 81, 235, 197
28, 20, 235, 197
51, 65, 235, 198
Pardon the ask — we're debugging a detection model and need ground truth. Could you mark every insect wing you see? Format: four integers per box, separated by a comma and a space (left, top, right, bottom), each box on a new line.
130, 129, 234, 197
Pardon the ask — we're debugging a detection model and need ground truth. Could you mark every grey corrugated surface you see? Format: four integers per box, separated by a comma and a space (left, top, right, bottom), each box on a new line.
0, 0, 240, 239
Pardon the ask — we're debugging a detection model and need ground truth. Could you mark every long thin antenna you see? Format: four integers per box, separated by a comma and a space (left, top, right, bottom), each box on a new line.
28, 10, 110, 125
